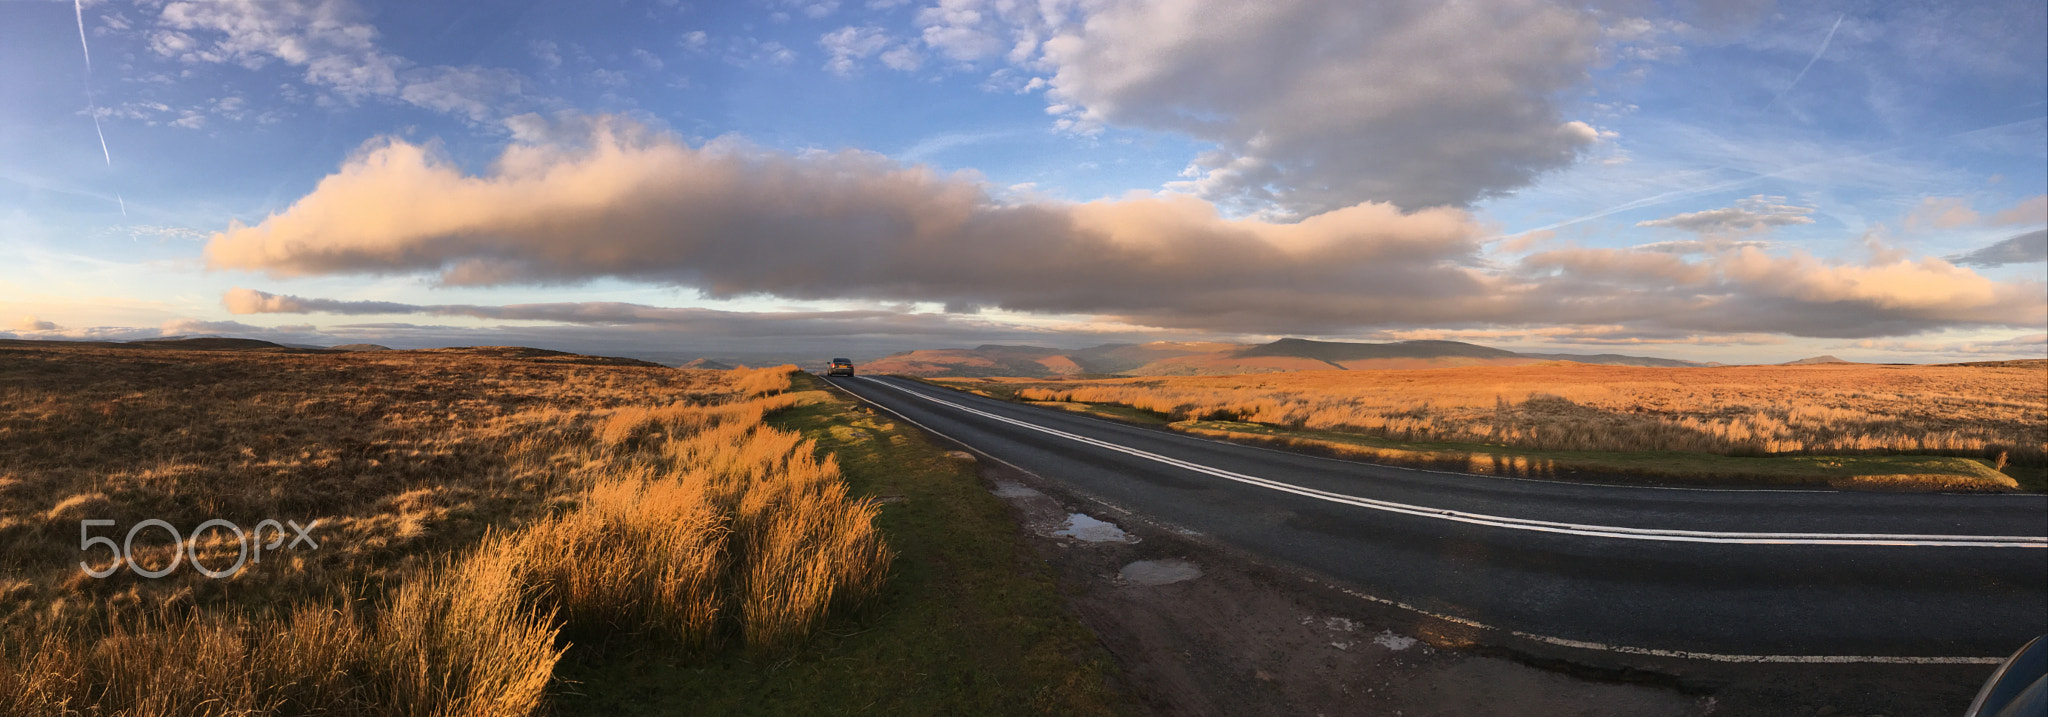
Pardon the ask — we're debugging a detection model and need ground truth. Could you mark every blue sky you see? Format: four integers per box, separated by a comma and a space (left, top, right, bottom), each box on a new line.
1, 0, 2043, 364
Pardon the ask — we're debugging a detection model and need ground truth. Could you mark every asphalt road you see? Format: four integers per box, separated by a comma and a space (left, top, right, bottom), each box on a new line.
825, 374, 2048, 661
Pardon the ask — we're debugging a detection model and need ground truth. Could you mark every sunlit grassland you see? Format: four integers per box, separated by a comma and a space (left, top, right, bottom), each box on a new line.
0, 344, 895, 714
552, 372, 1128, 716
935, 361, 2046, 490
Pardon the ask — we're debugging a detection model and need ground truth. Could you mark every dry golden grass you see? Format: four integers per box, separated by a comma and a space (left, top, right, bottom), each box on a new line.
0, 345, 888, 715
961, 362, 2047, 466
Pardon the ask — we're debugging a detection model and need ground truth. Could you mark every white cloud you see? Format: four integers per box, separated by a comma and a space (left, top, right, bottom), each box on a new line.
905, 0, 1609, 215
1629, 239, 1773, 255
631, 48, 665, 71
531, 40, 563, 69
819, 25, 893, 76
1636, 195, 1817, 235
879, 43, 924, 71
147, 0, 532, 122
914, 0, 1010, 62
398, 66, 527, 123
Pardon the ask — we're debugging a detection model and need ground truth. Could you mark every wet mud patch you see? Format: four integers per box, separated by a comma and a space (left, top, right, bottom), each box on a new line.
1119, 559, 1201, 586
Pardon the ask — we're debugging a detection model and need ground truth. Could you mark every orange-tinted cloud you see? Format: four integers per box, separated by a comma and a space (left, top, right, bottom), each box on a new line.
1902, 197, 1980, 230
204, 116, 2045, 339
1990, 195, 2048, 226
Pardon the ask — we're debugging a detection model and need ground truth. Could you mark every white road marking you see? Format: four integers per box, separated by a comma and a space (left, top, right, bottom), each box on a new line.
859, 377, 2048, 549
1309, 579, 2005, 665
825, 377, 2019, 665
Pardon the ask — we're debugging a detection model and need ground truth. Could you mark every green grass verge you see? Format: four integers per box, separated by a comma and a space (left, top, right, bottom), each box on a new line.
550, 374, 1130, 716
1175, 419, 2018, 491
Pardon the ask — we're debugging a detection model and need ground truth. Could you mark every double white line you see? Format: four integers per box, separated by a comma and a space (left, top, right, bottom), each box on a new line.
863, 378, 2047, 549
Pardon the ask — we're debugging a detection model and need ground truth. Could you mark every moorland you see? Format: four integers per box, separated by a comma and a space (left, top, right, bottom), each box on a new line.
0, 341, 1121, 715
936, 360, 2047, 490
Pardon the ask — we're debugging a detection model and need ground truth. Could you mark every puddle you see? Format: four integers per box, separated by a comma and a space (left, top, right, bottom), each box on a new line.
990, 481, 1043, 499
1300, 616, 1357, 633
1373, 630, 1418, 651
1119, 559, 1201, 585
1053, 513, 1130, 542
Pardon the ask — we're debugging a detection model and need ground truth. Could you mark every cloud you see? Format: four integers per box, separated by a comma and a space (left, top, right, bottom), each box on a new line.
398, 66, 528, 123
1990, 195, 2048, 226
1369, 325, 1787, 347
1946, 229, 2048, 267
1628, 239, 1772, 255
819, 25, 894, 76
1844, 333, 2047, 358
149, 0, 531, 122
1026, 0, 1605, 215
222, 288, 1115, 339
1902, 197, 1980, 230
0, 318, 334, 346
13, 316, 59, 332
223, 288, 415, 315
1636, 195, 1816, 235
201, 116, 2046, 339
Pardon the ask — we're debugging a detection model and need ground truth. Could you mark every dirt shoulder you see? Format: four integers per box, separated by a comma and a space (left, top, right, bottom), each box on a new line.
968, 456, 1994, 717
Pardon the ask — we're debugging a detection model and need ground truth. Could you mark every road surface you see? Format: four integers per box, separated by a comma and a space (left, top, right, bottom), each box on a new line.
825, 374, 2048, 662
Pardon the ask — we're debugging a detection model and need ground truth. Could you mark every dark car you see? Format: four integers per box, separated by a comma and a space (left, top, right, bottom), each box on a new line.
826, 358, 855, 376
1969, 635, 2047, 717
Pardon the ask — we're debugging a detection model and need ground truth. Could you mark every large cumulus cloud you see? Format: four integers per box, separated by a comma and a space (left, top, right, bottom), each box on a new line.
973, 0, 1608, 215
204, 116, 2045, 339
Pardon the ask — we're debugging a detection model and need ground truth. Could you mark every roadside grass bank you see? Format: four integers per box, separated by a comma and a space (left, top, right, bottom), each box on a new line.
1176, 420, 2021, 491
0, 346, 892, 714
924, 374, 2032, 492
551, 372, 1130, 716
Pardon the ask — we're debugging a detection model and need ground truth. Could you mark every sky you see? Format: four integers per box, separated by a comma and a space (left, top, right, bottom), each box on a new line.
1, 0, 2044, 365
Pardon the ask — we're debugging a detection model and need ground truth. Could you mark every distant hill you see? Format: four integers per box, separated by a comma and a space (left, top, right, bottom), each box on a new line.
329, 343, 391, 351
1783, 355, 1852, 365
680, 358, 736, 370
1065, 341, 1248, 374
865, 338, 1707, 378
132, 337, 290, 351
861, 344, 1083, 378
1941, 358, 2048, 368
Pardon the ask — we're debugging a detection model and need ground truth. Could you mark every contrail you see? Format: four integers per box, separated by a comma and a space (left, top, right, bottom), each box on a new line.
1765, 14, 1844, 111
75, 0, 111, 166
74, 0, 90, 71
117, 194, 127, 217
1502, 116, 2047, 239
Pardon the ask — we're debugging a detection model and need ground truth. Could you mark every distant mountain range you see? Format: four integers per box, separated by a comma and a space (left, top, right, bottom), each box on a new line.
858, 338, 1712, 378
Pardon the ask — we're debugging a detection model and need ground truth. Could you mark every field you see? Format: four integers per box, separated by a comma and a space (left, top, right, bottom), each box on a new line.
936, 361, 2047, 490
0, 343, 1122, 715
